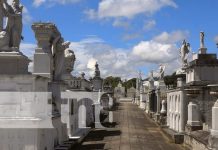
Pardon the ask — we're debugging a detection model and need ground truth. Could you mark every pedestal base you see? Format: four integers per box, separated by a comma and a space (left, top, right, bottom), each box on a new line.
33, 52, 52, 78
199, 48, 207, 54
0, 52, 30, 75
185, 124, 203, 132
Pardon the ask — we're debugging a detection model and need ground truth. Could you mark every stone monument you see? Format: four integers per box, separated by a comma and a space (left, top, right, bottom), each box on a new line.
159, 64, 165, 80
199, 31, 207, 54
92, 62, 103, 91
176, 40, 190, 75
0, 0, 30, 74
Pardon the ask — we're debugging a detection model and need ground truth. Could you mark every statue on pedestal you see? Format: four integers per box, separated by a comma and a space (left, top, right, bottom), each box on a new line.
94, 62, 101, 78
179, 40, 190, 68
0, 0, 23, 51
159, 64, 165, 80
200, 31, 205, 49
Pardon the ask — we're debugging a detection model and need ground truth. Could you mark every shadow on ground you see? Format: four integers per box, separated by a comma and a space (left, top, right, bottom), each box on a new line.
73, 103, 121, 150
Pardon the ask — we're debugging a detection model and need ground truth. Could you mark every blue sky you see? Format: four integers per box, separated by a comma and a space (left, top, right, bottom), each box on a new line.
18, 0, 218, 79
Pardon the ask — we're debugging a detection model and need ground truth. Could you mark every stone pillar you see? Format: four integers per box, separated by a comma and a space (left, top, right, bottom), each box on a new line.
180, 91, 185, 132
145, 93, 151, 113
156, 89, 161, 114
32, 23, 60, 78
139, 85, 146, 109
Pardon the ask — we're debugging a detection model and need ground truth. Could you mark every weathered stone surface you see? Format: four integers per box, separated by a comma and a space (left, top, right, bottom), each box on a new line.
0, 52, 30, 74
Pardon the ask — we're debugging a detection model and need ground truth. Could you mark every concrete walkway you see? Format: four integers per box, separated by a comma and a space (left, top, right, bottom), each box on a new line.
74, 102, 187, 150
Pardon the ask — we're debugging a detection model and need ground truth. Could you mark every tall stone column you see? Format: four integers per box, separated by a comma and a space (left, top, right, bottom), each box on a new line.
146, 93, 151, 113
180, 90, 185, 132
139, 85, 146, 109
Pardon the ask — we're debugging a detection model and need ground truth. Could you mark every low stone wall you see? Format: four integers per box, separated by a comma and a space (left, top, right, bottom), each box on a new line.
184, 131, 211, 150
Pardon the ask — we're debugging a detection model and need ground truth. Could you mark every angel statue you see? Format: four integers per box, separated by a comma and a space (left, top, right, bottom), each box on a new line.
179, 40, 190, 68
159, 64, 165, 80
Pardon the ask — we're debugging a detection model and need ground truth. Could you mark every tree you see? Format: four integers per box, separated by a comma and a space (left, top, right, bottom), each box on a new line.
164, 72, 177, 87
123, 78, 136, 89
103, 76, 121, 89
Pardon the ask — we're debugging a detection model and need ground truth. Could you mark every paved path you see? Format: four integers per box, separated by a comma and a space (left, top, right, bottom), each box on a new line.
74, 102, 186, 150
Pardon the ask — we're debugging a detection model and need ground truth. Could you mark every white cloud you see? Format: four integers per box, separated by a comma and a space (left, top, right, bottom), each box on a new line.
22, 7, 33, 24
84, 9, 98, 20
214, 35, 218, 43
122, 33, 141, 41
132, 40, 178, 64
86, 0, 177, 19
143, 20, 156, 31
33, 0, 46, 7
20, 43, 37, 73
70, 38, 136, 79
153, 30, 189, 44
87, 58, 97, 76
33, 0, 82, 7
20, 43, 36, 57
112, 19, 130, 29
70, 32, 185, 78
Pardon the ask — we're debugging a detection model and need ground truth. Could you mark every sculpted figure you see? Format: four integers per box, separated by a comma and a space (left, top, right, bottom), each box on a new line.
0, 0, 10, 50
95, 62, 100, 77
159, 64, 165, 80
64, 45, 76, 73
179, 40, 190, 67
200, 31, 204, 48
52, 36, 67, 80
52, 36, 76, 80
5, 0, 23, 49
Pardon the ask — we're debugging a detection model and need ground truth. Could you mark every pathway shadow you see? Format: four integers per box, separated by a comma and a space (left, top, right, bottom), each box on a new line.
73, 130, 121, 150
74, 143, 105, 150
101, 122, 118, 128
84, 129, 121, 142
